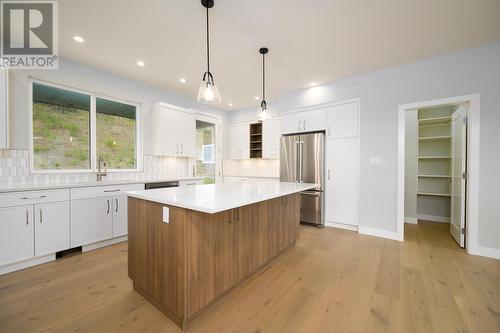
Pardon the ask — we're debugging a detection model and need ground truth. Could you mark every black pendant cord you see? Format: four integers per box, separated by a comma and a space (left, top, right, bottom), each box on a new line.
206, 6, 210, 74
262, 52, 265, 103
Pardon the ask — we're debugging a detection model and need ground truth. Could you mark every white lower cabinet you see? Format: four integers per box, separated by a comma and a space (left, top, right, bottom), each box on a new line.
35, 201, 70, 256
0, 205, 34, 266
71, 197, 113, 247
112, 195, 128, 237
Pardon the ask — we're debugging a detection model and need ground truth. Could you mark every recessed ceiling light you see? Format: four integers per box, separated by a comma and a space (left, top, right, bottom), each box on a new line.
72, 35, 84, 43
310, 81, 317, 87
228, 103, 233, 107
254, 96, 260, 100
136, 60, 145, 67
179, 78, 187, 84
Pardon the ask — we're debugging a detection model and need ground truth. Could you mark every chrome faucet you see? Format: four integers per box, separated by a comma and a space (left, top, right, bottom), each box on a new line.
97, 155, 107, 182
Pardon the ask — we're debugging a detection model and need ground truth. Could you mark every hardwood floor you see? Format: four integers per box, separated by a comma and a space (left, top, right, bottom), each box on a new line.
0, 221, 499, 333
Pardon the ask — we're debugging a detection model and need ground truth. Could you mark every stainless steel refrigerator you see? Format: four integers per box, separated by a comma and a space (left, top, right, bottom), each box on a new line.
280, 132, 324, 226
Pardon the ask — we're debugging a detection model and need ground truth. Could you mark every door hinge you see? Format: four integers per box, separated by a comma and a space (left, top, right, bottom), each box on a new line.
461, 227, 466, 235
463, 116, 468, 124
462, 172, 468, 180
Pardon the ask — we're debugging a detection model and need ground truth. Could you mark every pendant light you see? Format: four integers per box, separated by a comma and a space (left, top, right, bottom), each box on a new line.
197, 0, 221, 104
257, 47, 268, 122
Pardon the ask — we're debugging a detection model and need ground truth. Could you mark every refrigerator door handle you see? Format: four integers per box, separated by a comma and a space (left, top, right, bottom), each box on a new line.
295, 141, 300, 182
299, 141, 304, 183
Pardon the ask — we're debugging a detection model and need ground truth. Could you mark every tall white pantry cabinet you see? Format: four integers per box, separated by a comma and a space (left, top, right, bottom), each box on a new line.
324, 101, 360, 229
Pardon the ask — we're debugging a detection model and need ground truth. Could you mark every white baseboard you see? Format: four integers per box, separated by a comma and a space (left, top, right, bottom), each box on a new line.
358, 226, 403, 242
404, 216, 418, 224
468, 245, 500, 260
417, 214, 449, 223
325, 221, 358, 232
82, 236, 128, 252
0, 254, 55, 276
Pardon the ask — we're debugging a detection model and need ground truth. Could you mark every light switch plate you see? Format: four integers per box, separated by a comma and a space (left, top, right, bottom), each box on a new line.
163, 207, 169, 224
369, 156, 382, 165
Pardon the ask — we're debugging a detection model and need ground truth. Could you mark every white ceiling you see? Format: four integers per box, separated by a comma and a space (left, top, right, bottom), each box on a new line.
59, 0, 500, 111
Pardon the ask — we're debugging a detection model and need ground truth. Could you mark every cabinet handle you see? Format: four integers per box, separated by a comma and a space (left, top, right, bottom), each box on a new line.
328, 169, 331, 180
107, 199, 110, 214
181, 144, 183, 155
298, 120, 301, 131
26, 210, 29, 225
115, 198, 118, 212
328, 126, 331, 137
303, 120, 306, 130
176, 144, 179, 154
104, 189, 120, 193
40, 208, 43, 223
21, 195, 47, 200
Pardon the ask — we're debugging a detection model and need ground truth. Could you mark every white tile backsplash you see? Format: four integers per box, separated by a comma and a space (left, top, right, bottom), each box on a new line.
223, 159, 279, 178
0, 149, 191, 187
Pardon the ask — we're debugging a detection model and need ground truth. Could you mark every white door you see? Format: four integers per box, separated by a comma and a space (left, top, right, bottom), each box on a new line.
112, 195, 128, 237
177, 111, 196, 157
281, 112, 302, 134
71, 197, 113, 247
325, 137, 359, 226
450, 106, 467, 247
35, 201, 70, 256
0, 205, 34, 266
302, 109, 326, 132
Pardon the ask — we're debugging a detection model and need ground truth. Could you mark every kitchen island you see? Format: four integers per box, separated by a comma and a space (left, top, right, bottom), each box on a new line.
126, 181, 316, 329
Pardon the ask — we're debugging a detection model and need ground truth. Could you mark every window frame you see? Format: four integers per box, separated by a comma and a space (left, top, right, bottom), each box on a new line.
29, 79, 142, 174
192, 111, 222, 183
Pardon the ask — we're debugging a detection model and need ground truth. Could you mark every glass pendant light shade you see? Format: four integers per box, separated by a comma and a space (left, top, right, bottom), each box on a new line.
257, 100, 268, 122
197, 72, 221, 104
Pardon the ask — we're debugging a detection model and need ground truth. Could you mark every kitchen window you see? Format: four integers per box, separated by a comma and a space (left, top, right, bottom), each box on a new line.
30, 81, 140, 172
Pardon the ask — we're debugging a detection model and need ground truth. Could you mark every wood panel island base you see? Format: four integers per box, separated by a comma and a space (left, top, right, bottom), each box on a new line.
126, 182, 315, 329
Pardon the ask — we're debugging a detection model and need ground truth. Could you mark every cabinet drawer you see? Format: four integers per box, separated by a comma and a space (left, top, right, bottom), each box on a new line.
70, 184, 144, 200
0, 189, 69, 208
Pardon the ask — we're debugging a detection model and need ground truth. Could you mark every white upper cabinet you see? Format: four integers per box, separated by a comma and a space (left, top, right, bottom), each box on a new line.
0, 66, 8, 148
229, 124, 250, 159
325, 102, 359, 139
281, 112, 303, 134
262, 118, 281, 159
301, 109, 326, 132
152, 103, 196, 157
281, 109, 325, 134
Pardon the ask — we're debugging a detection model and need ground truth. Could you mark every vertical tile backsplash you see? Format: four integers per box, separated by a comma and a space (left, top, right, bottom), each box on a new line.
0, 149, 190, 187
223, 159, 279, 178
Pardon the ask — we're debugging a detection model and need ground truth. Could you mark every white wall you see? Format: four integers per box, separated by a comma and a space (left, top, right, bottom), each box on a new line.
8, 58, 229, 154
404, 110, 417, 221
278, 42, 500, 250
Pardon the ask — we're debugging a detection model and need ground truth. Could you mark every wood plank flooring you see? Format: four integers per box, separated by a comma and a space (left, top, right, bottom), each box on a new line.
0, 221, 499, 333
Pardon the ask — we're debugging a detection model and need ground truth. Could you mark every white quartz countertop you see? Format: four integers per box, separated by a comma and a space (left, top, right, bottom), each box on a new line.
126, 181, 317, 214
0, 177, 203, 193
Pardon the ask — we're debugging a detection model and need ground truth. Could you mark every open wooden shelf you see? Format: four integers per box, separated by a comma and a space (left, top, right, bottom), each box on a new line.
418, 156, 451, 159
418, 174, 451, 178
418, 116, 451, 126
417, 192, 451, 197
249, 123, 263, 159
418, 136, 451, 141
